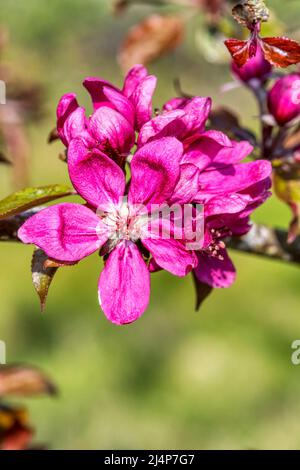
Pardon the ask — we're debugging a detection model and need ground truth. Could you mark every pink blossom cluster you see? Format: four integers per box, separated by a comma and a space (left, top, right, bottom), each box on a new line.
18, 65, 272, 325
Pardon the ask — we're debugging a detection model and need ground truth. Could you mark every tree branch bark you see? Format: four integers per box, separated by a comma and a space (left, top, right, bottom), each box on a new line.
0, 209, 41, 242
227, 222, 300, 265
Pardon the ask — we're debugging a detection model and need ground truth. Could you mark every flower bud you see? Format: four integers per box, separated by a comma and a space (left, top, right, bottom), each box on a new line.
268, 74, 300, 126
231, 46, 272, 84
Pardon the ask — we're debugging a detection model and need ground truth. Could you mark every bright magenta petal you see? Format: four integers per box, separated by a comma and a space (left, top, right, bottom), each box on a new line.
196, 160, 272, 199
83, 77, 119, 110
130, 75, 157, 130
123, 64, 148, 98
98, 241, 150, 325
205, 193, 252, 216
18, 203, 108, 262
63, 107, 87, 144
89, 106, 135, 155
103, 86, 135, 127
195, 250, 236, 288
181, 97, 212, 143
142, 238, 197, 277
137, 110, 185, 147
68, 138, 126, 210
57, 93, 79, 145
170, 164, 200, 204
129, 137, 183, 206
182, 135, 253, 172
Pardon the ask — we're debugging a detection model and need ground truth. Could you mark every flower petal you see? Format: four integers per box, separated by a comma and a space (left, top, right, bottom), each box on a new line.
123, 64, 148, 98
180, 97, 212, 143
63, 107, 88, 145
102, 86, 135, 127
137, 110, 186, 147
68, 138, 126, 210
182, 134, 253, 172
18, 203, 108, 262
163, 97, 190, 111
129, 137, 183, 206
89, 106, 135, 155
57, 93, 79, 145
142, 238, 197, 277
98, 241, 150, 325
130, 75, 157, 130
170, 164, 200, 204
205, 193, 252, 216
138, 97, 211, 146
194, 250, 236, 288
196, 160, 272, 199
83, 77, 119, 110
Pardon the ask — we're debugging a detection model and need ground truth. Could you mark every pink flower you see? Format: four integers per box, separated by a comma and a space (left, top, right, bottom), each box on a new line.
18, 137, 198, 325
56, 65, 157, 163
268, 73, 300, 125
19, 67, 273, 322
231, 45, 272, 84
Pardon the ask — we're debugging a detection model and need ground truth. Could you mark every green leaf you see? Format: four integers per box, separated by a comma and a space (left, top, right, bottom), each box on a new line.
0, 184, 74, 220
31, 249, 58, 312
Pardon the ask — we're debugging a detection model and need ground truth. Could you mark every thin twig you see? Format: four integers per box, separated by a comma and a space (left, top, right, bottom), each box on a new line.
227, 222, 300, 265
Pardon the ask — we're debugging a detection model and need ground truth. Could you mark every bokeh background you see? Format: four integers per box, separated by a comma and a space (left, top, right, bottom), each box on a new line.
0, 0, 300, 450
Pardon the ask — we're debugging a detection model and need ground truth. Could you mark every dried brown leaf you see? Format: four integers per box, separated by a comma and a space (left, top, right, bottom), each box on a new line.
118, 14, 184, 71
0, 365, 57, 397
31, 249, 58, 312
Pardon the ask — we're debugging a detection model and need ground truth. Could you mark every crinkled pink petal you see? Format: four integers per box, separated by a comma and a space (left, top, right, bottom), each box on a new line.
205, 193, 253, 216
138, 110, 186, 147
239, 177, 272, 198
102, 86, 135, 128
123, 64, 148, 98
201, 130, 232, 147
196, 160, 272, 199
57, 93, 79, 145
89, 106, 135, 155
130, 75, 157, 130
129, 137, 183, 207
68, 138, 126, 210
179, 97, 212, 145
195, 250, 236, 288
142, 237, 197, 277
62, 107, 87, 145
83, 77, 119, 111
163, 97, 190, 112
98, 241, 150, 325
148, 257, 162, 273
18, 203, 109, 262
182, 136, 253, 172
170, 164, 200, 205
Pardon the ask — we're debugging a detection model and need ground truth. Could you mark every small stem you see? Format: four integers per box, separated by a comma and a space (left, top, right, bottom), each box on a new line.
227, 222, 300, 265
249, 83, 273, 159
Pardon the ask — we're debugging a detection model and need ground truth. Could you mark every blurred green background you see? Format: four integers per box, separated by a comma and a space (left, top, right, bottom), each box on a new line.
0, 0, 300, 450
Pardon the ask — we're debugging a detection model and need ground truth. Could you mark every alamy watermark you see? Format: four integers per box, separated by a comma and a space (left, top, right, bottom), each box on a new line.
0, 80, 6, 105
95, 198, 205, 251
291, 340, 300, 365
291, 80, 300, 105
0, 340, 6, 364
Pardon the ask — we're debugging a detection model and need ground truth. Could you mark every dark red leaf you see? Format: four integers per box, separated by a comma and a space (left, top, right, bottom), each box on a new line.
224, 38, 254, 68
261, 37, 300, 68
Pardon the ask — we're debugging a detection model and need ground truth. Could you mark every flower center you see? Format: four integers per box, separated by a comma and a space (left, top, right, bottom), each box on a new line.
103, 202, 146, 243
